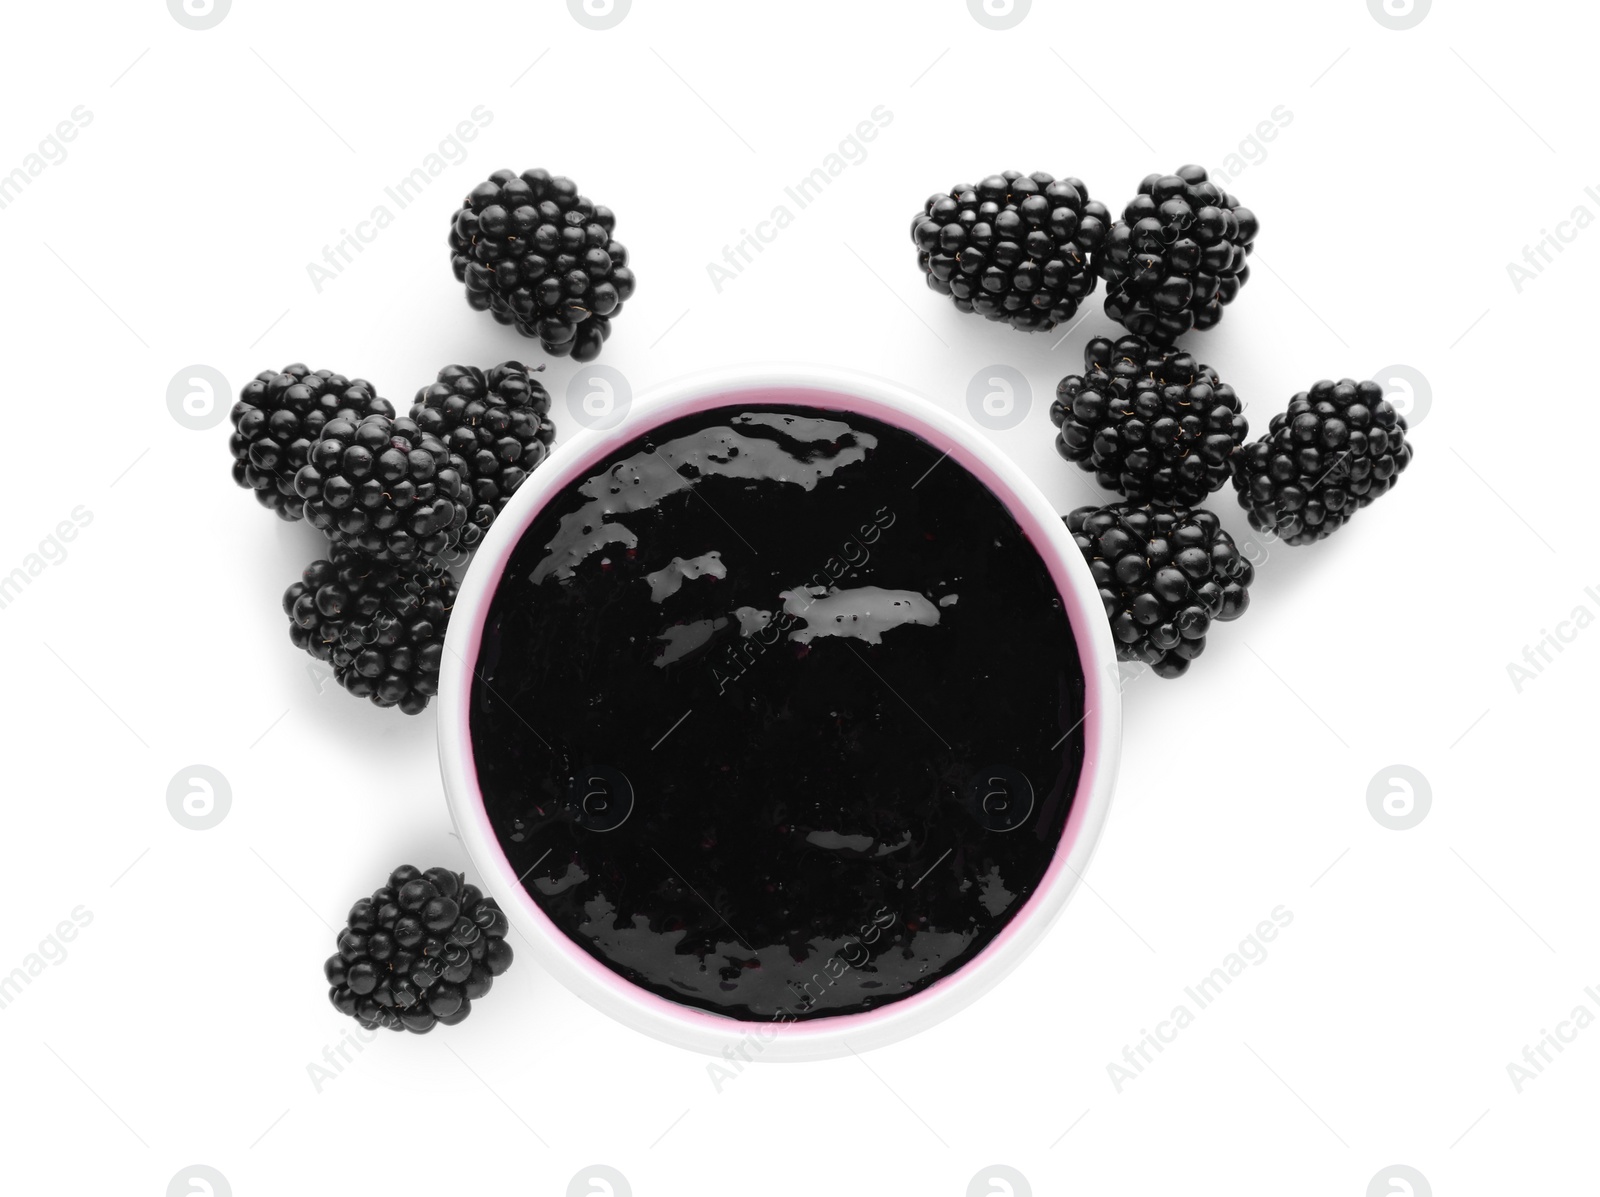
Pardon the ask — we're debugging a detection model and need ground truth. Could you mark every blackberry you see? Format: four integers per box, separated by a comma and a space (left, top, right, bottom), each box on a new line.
229, 365, 393, 520
910, 171, 1110, 333
294, 413, 470, 565
325, 865, 513, 1033
410, 362, 556, 544
1050, 334, 1247, 506
1231, 378, 1414, 545
1066, 501, 1252, 679
1100, 165, 1258, 344
283, 546, 456, 714
450, 168, 635, 362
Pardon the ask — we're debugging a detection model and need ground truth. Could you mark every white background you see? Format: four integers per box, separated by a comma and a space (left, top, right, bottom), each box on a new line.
1, 0, 1594, 1193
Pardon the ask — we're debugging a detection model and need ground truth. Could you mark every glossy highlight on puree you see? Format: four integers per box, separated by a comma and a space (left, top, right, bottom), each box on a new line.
466, 401, 1087, 1021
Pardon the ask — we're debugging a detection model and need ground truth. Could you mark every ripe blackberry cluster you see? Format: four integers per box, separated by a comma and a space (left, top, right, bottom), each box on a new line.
325, 866, 514, 1034
230, 365, 393, 520
1100, 165, 1258, 344
293, 413, 471, 565
228, 356, 565, 714
1051, 334, 1247, 506
1231, 379, 1413, 545
410, 362, 556, 544
283, 546, 455, 714
450, 168, 635, 362
1067, 501, 1252, 679
911, 171, 1110, 333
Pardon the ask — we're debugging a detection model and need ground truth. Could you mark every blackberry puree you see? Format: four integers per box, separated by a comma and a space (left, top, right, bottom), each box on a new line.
470, 401, 1085, 1021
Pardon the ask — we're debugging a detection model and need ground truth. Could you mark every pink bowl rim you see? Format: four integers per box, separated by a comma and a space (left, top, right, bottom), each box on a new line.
437, 364, 1122, 1061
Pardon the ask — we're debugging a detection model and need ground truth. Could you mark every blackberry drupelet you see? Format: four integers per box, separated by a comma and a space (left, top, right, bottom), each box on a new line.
450, 168, 635, 362
1050, 334, 1247, 506
1231, 378, 1414, 545
294, 413, 470, 565
229, 365, 393, 520
1100, 165, 1258, 344
325, 865, 514, 1033
283, 546, 456, 714
410, 362, 556, 544
1066, 501, 1252, 679
910, 171, 1110, 333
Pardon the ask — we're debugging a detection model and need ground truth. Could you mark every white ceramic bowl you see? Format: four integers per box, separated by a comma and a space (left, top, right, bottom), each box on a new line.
438, 365, 1121, 1061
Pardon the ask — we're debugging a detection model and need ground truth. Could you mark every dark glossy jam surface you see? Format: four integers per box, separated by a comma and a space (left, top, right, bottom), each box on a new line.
470, 403, 1084, 1021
